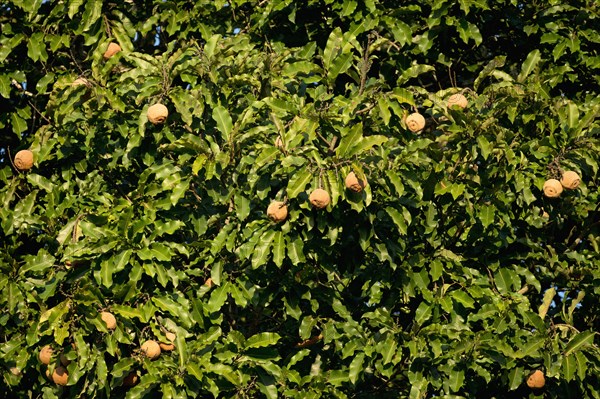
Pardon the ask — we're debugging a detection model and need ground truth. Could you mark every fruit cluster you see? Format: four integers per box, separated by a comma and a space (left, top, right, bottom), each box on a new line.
543, 171, 581, 198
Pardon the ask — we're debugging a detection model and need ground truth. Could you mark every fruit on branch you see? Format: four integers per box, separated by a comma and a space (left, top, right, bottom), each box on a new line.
103, 42, 121, 59
14, 150, 34, 171
309, 188, 331, 209
345, 172, 367, 193
448, 93, 468, 109
267, 201, 288, 222
100, 311, 117, 330
147, 104, 169, 125
39, 345, 53, 365
159, 332, 176, 351
543, 179, 563, 198
51, 366, 69, 386
526, 370, 545, 389
123, 371, 139, 387
560, 171, 580, 189
406, 112, 425, 133
141, 340, 161, 360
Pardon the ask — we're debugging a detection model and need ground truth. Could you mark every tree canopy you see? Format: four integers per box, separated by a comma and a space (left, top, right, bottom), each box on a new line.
1, 0, 599, 398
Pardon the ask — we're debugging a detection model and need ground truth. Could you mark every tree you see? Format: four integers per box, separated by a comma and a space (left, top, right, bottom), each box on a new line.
1, 0, 599, 397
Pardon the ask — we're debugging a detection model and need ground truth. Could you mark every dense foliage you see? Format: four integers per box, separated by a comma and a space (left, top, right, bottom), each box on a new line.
1, 0, 599, 398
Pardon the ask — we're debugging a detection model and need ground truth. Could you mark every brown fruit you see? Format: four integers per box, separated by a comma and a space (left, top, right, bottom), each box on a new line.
309, 188, 331, 209
9, 367, 21, 376
39, 345, 53, 365
141, 340, 161, 360
405, 112, 425, 133
159, 342, 175, 351
560, 171, 580, 189
147, 103, 169, 125
123, 371, 139, 387
100, 311, 117, 330
60, 353, 71, 366
14, 150, 34, 171
267, 201, 288, 223
159, 331, 176, 351
447, 93, 468, 109
103, 42, 121, 59
345, 172, 367, 193
543, 179, 563, 198
51, 366, 69, 386
526, 370, 545, 389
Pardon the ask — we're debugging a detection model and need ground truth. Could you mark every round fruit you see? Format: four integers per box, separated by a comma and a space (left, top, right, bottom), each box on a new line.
14, 150, 34, 171
52, 366, 69, 386
560, 171, 580, 189
448, 93, 468, 109
141, 340, 161, 360
267, 201, 288, 223
543, 179, 563, 198
103, 42, 121, 59
147, 103, 169, 125
345, 172, 367, 193
406, 112, 425, 133
60, 353, 71, 366
9, 367, 21, 376
526, 370, 545, 389
100, 311, 117, 330
309, 188, 330, 209
123, 371, 139, 387
39, 345, 53, 365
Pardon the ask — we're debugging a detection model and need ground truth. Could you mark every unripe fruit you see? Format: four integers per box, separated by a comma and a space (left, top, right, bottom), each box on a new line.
147, 103, 168, 125
14, 150, 34, 171
123, 371, 139, 387
51, 366, 69, 386
267, 201, 288, 223
345, 172, 367, 193
406, 112, 425, 133
141, 340, 161, 360
103, 42, 121, 59
39, 345, 53, 365
448, 93, 468, 109
309, 189, 330, 209
526, 370, 545, 389
543, 179, 563, 198
100, 311, 117, 330
560, 171, 580, 189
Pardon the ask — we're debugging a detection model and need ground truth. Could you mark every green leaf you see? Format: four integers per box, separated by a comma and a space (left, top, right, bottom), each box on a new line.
272, 231, 285, 267
564, 331, 596, 356
563, 354, 576, 381
517, 49, 541, 82
349, 352, 365, 384
336, 123, 363, 157
479, 204, 495, 228
287, 168, 312, 199
385, 207, 408, 235
212, 105, 233, 142
246, 332, 281, 349
507, 367, 523, 391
